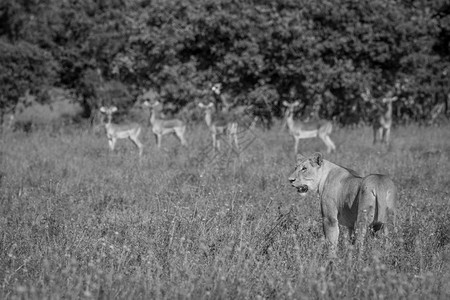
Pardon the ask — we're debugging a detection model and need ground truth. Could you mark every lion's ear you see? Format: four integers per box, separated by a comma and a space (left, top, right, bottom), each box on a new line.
311, 152, 323, 167
296, 153, 306, 163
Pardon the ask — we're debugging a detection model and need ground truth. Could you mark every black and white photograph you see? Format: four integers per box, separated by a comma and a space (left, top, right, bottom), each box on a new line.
1, 0, 449, 299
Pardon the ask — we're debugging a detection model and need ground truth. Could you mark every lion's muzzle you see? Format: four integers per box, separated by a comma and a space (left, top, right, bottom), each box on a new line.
295, 185, 308, 193
288, 176, 309, 194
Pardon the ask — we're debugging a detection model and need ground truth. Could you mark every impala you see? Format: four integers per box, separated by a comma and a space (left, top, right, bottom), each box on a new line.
365, 90, 398, 145
99, 106, 144, 156
282, 101, 336, 154
427, 102, 445, 126
198, 102, 239, 151
211, 83, 252, 116
211, 82, 258, 146
142, 101, 187, 148
212, 82, 260, 127
1, 111, 15, 130
211, 83, 231, 112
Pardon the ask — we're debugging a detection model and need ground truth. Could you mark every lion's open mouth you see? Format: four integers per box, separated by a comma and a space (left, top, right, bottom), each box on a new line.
296, 185, 308, 194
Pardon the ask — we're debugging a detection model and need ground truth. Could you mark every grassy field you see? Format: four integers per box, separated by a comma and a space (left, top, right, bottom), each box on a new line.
1, 122, 449, 299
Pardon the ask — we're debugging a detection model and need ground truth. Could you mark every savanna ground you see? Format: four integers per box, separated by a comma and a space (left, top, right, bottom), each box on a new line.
1, 121, 449, 299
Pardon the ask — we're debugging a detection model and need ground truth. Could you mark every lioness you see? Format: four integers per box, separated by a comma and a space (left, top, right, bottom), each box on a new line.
288, 152, 397, 257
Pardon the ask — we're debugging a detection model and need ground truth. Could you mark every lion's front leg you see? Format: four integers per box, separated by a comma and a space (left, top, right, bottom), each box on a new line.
322, 215, 339, 258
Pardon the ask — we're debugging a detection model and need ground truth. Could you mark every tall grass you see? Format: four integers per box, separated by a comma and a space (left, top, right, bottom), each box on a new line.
1, 123, 449, 299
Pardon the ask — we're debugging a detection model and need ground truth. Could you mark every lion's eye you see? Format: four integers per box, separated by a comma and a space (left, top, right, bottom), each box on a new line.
301, 166, 307, 172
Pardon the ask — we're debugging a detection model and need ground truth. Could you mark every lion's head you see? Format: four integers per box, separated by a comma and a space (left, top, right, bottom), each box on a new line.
288, 152, 324, 195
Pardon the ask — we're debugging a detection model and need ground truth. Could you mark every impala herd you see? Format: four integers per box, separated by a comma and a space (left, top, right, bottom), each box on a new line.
96, 83, 402, 156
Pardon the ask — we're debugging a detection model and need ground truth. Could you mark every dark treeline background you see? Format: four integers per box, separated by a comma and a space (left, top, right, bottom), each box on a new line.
1, 0, 450, 126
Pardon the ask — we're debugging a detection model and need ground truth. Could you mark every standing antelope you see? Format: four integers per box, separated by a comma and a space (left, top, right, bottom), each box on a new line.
211, 83, 231, 112
99, 106, 144, 156
142, 101, 187, 148
211, 83, 252, 118
427, 103, 444, 126
198, 102, 239, 151
211, 82, 258, 147
1, 110, 15, 131
211, 82, 241, 133
363, 89, 398, 145
282, 101, 336, 154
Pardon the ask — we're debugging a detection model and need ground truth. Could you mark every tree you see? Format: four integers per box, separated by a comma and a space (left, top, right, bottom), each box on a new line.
0, 39, 59, 115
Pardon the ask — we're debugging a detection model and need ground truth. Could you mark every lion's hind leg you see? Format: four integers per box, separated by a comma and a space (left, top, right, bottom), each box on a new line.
374, 177, 397, 236
371, 198, 389, 236
362, 175, 397, 250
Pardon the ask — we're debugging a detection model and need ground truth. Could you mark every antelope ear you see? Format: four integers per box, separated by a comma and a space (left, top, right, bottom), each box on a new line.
208, 102, 214, 108
310, 152, 323, 167
211, 83, 220, 92
111, 106, 118, 113
282, 101, 290, 107
99, 107, 106, 113
142, 101, 150, 107
198, 103, 205, 108
293, 100, 300, 106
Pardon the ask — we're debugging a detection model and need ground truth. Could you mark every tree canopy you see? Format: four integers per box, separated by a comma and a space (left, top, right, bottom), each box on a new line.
1, 0, 449, 125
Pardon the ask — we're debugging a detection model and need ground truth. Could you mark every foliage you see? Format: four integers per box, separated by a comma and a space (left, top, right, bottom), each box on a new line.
0, 0, 449, 124
0, 39, 59, 112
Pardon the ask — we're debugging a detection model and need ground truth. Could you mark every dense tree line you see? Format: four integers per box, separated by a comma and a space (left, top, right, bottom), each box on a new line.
1, 0, 449, 126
